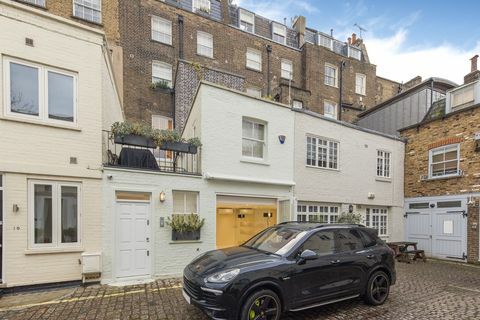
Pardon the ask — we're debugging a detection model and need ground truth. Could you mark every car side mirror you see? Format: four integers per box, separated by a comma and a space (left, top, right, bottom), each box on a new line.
298, 249, 318, 264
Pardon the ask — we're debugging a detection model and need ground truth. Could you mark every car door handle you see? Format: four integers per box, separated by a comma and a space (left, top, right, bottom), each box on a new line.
366, 254, 375, 259
330, 259, 341, 265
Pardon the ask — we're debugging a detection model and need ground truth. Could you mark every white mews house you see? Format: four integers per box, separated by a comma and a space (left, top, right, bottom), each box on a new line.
294, 110, 405, 241
102, 82, 295, 282
0, 1, 123, 287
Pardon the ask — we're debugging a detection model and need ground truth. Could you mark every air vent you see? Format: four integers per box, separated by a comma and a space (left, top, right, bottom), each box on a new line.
25, 38, 34, 46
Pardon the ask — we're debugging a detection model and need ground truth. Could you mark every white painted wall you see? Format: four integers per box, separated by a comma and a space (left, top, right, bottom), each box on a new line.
0, 1, 123, 287
294, 111, 405, 241
102, 168, 293, 282
187, 83, 296, 186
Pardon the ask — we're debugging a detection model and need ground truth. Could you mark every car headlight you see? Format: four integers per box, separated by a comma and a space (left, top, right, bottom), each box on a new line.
206, 269, 240, 283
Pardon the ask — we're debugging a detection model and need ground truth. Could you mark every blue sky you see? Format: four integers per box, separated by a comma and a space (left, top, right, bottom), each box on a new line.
233, 0, 480, 84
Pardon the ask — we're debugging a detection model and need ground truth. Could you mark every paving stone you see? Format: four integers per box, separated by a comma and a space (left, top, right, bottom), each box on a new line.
1, 260, 480, 319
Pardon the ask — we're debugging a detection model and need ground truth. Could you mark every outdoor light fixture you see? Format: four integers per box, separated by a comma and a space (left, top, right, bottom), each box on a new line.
13, 204, 19, 213
159, 191, 166, 203
348, 204, 354, 213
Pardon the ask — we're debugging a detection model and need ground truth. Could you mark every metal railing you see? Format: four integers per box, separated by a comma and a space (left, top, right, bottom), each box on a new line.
103, 130, 201, 175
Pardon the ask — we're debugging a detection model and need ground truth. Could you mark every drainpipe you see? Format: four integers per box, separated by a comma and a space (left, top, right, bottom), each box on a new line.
338, 60, 346, 121
266, 45, 272, 96
178, 15, 184, 59
430, 79, 434, 113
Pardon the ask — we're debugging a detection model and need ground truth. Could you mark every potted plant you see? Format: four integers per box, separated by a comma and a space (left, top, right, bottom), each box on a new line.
187, 137, 202, 154
150, 80, 172, 92
167, 213, 205, 241
153, 129, 191, 153
111, 121, 156, 148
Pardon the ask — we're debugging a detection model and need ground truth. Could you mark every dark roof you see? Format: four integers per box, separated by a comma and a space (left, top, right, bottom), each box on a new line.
422, 98, 446, 121
358, 77, 458, 118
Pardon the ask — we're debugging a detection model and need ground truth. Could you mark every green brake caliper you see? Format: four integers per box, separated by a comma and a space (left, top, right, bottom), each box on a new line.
249, 300, 261, 319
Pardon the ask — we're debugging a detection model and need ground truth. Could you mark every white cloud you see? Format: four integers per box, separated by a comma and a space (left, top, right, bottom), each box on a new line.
231, 0, 318, 22
366, 29, 479, 84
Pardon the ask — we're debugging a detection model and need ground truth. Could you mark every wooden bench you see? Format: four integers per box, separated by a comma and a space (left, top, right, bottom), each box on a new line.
401, 250, 427, 263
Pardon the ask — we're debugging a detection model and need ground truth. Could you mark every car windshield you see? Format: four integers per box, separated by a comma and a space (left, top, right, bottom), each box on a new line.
243, 226, 308, 255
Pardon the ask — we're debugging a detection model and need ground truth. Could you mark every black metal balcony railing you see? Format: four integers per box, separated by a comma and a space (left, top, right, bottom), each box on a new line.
103, 131, 201, 175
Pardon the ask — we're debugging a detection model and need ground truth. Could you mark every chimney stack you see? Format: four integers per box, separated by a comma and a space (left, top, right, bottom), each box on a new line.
347, 37, 352, 45
464, 54, 480, 84
351, 33, 357, 44
292, 16, 306, 47
471, 55, 479, 72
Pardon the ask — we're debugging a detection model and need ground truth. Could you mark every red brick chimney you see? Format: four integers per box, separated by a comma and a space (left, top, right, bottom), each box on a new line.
351, 33, 357, 44
464, 54, 480, 84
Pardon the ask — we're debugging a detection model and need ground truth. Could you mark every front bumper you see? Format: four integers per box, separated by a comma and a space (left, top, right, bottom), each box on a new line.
183, 274, 238, 320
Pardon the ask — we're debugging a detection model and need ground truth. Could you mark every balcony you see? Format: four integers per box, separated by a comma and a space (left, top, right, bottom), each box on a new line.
103, 130, 201, 175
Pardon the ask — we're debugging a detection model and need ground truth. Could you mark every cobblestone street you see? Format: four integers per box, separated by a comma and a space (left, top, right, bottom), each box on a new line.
1, 260, 480, 320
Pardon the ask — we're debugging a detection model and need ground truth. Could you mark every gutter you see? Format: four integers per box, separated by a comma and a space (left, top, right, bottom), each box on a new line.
204, 172, 296, 186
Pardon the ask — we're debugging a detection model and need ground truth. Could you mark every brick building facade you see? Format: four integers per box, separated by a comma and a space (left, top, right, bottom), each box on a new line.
400, 101, 480, 263
116, 0, 400, 128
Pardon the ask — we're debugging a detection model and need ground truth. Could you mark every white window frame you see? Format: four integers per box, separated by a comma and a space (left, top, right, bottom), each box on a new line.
348, 46, 362, 60
281, 59, 293, 80
355, 73, 366, 95
239, 8, 255, 33
21, 0, 46, 6
73, 0, 102, 24
306, 135, 339, 170
197, 31, 214, 58
28, 180, 82, 250
152, 61, 172, 88
297, 203, 339, 224
271, 22, 286, 45
377, 150, 391, 178
451, 83, 475, 110
172, 191, 199, 215
323, 100, 337, 119
246, 48, 262, 71
428, 144, 461, 179
3, 57, 78, 126
324, 63, 338, 87
246, 87, 262, 97
318, 34, 333, 50
151, 16, 172, 45
365, 208, 388, 236
242, 117, 267, 160
192, 0, 210, 13
292, 100, 303, 109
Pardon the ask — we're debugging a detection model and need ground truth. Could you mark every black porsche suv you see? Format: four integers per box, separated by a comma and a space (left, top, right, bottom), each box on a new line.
183, 223, 396, 320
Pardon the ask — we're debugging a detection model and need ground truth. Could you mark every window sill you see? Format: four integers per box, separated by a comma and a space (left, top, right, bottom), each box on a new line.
150, 39, 174, 47
324, 83, 339, 89
0, 115, 81, 131
241, 158, 270, 166
376, 177, 392, 183
306, 165, 340, 172
246, 67, 263, 73
70, 15, 103, 27
423, 174, 463, 181
169, 240, 203, 244
25, 248, 84, 255
196, 53, 214, 60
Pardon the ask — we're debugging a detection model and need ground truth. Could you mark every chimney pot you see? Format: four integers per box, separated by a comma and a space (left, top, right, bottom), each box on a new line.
351, 33, 357, 44
347, 37, 352, 45
471, 55, 479, 73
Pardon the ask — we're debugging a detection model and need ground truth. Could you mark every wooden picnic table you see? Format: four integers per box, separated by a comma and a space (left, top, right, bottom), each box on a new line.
387, 241, 426, 263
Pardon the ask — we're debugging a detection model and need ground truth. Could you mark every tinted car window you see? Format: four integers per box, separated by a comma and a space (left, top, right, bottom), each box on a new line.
358, 229, 378, 248
335, 229, 365, 252
244, 226, 308, 255
301, 231, 335, 256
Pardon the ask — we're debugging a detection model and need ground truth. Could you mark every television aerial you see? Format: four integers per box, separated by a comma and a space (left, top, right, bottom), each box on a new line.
353, 23, 367, 38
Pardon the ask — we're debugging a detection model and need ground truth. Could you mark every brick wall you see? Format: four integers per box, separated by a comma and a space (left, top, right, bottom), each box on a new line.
467, 199, 479, 263
117, 0, 397, 125
401, 106, 480, 198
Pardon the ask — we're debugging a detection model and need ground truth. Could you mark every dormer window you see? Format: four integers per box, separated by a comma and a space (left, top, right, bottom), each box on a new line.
272, 22, 286, 45
193, 0, 211, 13
451, 83, 475, 110
318, 34, 333, 50
239, 9, 255, 33
349, 46, 362, 60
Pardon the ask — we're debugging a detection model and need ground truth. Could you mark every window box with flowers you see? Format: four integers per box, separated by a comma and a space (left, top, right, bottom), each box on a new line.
167, 213, 205, 241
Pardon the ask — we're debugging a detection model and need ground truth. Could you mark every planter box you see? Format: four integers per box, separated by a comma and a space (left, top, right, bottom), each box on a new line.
160, 141, 191, 153
114, 134, 156, 148
172, 230, 201, 241
188, 145, 198, 154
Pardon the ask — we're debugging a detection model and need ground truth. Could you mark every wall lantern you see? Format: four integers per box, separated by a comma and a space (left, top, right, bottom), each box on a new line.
159, 191, 166, 203
348, 204, 354, 213
278, 135, 286, 144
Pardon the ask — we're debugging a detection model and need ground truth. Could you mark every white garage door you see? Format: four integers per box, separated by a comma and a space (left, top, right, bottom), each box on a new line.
405, 199, 467, 261
116, 201, 152, 278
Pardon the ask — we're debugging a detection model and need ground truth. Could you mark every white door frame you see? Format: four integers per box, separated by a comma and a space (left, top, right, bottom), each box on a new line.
114, 195, 153, 280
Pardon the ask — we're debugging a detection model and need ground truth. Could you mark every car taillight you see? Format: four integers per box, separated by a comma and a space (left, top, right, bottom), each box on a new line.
387, 246, 395, 256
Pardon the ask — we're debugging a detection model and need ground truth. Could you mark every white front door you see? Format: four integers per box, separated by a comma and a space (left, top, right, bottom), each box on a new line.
116, 202, 151, 278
